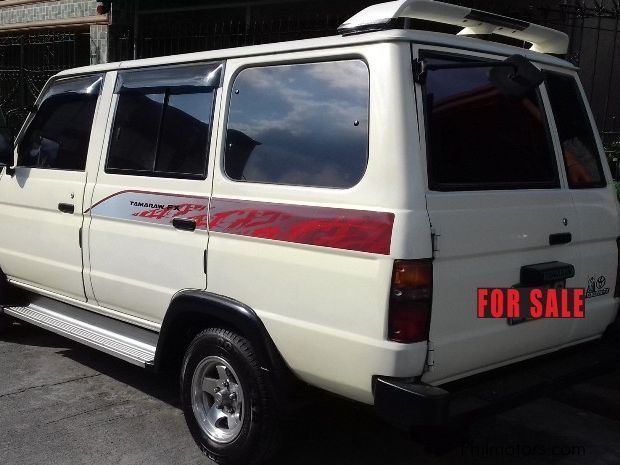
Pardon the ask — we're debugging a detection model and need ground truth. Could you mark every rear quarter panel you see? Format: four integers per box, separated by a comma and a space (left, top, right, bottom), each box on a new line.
207, 42, 431, 403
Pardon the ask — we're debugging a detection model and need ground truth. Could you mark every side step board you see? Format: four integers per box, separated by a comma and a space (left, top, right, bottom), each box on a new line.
3, 295, 158, 368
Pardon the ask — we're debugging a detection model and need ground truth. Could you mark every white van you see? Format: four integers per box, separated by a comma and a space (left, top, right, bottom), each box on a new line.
0, 1, 618, 463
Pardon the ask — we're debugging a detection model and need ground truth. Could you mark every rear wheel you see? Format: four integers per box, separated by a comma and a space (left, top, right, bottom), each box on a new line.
180, 328, 280, 465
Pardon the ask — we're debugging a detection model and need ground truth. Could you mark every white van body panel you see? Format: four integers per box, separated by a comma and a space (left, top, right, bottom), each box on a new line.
422, 190, 581, 384
0, 168, 88, 301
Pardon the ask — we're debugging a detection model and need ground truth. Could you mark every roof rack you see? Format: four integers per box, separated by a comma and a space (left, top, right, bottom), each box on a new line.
338, 0, 569, 55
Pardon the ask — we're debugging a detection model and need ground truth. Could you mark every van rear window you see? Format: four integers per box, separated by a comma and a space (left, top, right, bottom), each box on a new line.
224, 60, 369, 189
422, 56, 559, 191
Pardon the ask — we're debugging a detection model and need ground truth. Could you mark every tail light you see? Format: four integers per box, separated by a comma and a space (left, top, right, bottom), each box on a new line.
388, 260, 433, 343
615, 238, 620, 298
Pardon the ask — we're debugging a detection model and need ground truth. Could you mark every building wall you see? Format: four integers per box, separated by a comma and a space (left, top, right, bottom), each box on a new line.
90, 23, 106, 64
0, 0, 107, 64
0, 0, 95, 24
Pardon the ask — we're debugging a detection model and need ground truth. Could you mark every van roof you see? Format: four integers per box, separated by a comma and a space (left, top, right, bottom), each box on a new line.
57, 28, 576, 79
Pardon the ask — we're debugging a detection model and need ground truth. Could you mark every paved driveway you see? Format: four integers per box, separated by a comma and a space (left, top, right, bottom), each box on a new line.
1, 322, 619, 465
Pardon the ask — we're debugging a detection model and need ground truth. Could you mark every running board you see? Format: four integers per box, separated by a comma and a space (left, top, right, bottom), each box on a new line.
3, 295, 158, 367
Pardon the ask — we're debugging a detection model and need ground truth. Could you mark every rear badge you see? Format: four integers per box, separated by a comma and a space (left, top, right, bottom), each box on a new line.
585, 275, 610, 299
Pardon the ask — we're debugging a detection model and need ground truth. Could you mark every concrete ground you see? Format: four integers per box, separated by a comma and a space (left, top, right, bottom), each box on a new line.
1, 321, 619, 465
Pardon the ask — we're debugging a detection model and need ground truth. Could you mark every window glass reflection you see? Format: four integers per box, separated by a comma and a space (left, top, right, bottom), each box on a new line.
107, 64, 216, 178
225, 60, 369, 188
18, 75, 101, 171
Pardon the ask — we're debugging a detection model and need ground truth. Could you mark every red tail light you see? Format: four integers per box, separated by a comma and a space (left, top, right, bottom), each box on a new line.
615, 238, 620, 298
388, 260, 433, 343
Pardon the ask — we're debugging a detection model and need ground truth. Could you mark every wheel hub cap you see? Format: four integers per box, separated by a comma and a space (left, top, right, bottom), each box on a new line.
190, 356, 245, 443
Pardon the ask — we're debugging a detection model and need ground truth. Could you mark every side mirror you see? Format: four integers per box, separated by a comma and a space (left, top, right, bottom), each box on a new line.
489, 54, 545, 99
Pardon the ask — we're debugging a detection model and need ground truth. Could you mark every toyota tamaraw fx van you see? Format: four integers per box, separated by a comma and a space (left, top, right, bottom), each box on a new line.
0, 1, 619, 464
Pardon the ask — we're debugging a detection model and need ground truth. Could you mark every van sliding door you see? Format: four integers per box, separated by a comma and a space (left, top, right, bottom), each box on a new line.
86, 63, 222, 323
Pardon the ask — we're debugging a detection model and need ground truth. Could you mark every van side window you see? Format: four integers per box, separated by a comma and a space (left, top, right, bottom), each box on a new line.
545, 72, 606, 188
422, 56, 558, 191
106, 64, 218, 179
17, 75, 102, 171
224, 60, 369, 188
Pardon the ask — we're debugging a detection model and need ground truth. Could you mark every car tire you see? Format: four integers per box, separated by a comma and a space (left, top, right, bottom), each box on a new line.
180, 328, 281, 465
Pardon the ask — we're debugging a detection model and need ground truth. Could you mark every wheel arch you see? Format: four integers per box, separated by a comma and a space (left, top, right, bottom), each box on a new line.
155, 290, 296, 391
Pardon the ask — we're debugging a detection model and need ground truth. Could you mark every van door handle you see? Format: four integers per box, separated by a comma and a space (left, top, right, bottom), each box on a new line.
549, 232, 572, 246
172, 218, 197, 232
58, 203, 75, 214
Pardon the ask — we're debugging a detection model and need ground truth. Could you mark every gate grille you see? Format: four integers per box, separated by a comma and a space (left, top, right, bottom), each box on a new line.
0, 31, 90, 132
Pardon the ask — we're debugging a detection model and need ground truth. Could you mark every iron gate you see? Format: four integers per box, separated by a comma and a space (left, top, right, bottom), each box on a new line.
109, 1, 376, 61
536, 1, 620, 134
0, 31, 90, 133
109, 1, 619, 132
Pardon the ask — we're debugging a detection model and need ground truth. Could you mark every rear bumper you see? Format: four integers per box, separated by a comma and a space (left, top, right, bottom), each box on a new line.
374, 377, 449, 427
373, 337, 620, 429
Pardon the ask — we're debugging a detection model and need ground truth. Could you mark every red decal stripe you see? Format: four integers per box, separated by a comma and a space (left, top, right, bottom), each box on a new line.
90, 191, 394, 255
208, 198, 394, 255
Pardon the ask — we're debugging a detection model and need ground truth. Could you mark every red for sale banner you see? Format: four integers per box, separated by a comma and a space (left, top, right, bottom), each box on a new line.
477, 288, 585, 320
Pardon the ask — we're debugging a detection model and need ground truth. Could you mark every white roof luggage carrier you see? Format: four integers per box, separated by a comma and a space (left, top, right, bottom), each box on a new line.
338, 0, 570, 55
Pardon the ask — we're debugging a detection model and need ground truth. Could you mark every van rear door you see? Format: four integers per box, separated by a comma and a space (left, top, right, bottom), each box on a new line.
544, 70, 620, 343
414, 49, 580, 385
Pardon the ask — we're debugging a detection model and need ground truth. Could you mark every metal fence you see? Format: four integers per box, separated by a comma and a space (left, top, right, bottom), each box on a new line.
536, 1, 620, 133
603, 128, 620, 179
109, 1, 375, 61
0, 31, 90, 132
108, 1, 620, 131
